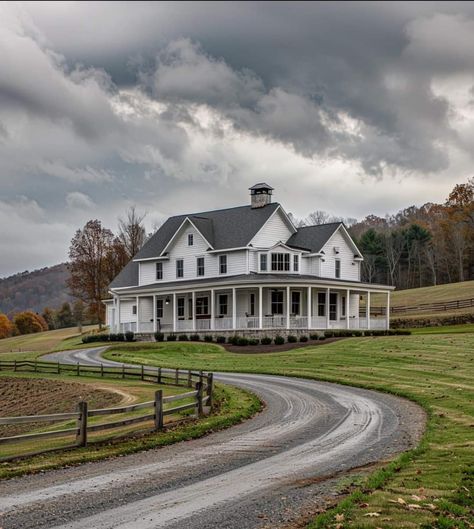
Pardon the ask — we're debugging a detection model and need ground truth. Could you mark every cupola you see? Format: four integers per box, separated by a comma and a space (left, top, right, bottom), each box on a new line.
249, 183, 274, 209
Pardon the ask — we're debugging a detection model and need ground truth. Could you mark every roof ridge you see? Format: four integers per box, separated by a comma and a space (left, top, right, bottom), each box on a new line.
168, 202, 280, 220
297, 221, 342, 229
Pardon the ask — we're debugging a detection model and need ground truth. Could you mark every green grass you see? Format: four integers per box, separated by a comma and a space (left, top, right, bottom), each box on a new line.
104, 335, 474, 529
410, 323, 474, 335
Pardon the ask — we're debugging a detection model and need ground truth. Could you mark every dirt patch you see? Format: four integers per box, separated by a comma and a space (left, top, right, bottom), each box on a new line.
0, 377, 123, 436
223, 337, 343, 354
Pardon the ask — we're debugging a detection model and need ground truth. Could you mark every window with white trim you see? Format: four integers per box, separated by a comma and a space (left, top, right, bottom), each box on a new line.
177, 297, 185, 318
197, 257, 205, 276
317, 292, 326, 317
260, 254, 267, 272
291, 291, 301, 315
293, 254, 299, 272
218, 294, 228, 315
341, 296, 346, 317
156, 299, 163, 319
271, 253, 290, 271
196, 296, 209, 315
132, 305, 137, 315
271, 290, 284, 314
329, 293, 338, 320
249, 293, 255, 316
335, 259, 341, 279
176, 259, 184, 278
188, 233, 193, 246
156, 262, 163, 280
219, 255, 227, 274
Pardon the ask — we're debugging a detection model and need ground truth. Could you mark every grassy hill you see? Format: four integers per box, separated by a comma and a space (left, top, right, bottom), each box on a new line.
390, 280, 474, 307
0, 264, 72, 316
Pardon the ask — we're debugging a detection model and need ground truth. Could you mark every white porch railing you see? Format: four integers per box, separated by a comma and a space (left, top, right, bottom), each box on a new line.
214, 317, 233, 330
119, 322, 137, 333
263, 316, 286, 328
290, 316, 308, 329
236, 316, 259, 329
176, 320, 193, 331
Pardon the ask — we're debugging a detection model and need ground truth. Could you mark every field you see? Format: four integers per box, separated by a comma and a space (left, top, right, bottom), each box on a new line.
0, 325, 98, 355
389, 281, 474, 307
104, 335, 474, 528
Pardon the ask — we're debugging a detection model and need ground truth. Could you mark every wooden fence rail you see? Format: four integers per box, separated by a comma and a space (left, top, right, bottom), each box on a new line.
0, 360, 214, 460
365, 296, 474, 317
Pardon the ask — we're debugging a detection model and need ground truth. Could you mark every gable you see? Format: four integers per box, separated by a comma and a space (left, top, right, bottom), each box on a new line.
165, 218, 211, 256
322, 225, 362, 258
250, 207, 294, 248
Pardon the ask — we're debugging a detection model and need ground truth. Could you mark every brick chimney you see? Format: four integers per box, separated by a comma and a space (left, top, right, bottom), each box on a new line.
249, 183, 274, 208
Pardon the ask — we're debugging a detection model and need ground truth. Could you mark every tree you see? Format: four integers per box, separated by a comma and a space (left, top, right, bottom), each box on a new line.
0, 314, 15, 339
383, 229, 405, 286
56, 302, 74, 328
42, 307, 56, 330
14, 311, 48, 335
73, 300, 85, 332
118, 206, 147, 259
67, 220, 128, 326
358, 229, 385, 283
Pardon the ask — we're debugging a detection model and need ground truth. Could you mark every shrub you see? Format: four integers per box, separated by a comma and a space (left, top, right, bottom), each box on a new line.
108, 333, 118, 341
216, 335, 226, 344
154, 331, 164, 342
351, 330, 363, 337
116, 333, 125, 342
325, 331, 334, 338
260, 336, 272, 345
81, 333, 109, 344
274, 335, 285, 345
167, 334, 177, 341
318, 335, 326, 340
13, 311, 47, 335
248, 338, 259, 346
125, 331, 135, 342
178, 334, 189, 341
227, 335, 240, 345
236, 337, 249, 346
310, 333, 320, 340
204, 335, 214, 342
189, 334, 200, 341
299, 335, 308, 342
287, 335, 297, 343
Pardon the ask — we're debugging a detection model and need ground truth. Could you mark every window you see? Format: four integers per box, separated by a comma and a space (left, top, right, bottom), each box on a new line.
156, 299, 163, 319
197, 257, 205, 276
219, 255, 227, 274
291, 291, 301, 315
249, 293, 255, 316
293, 254, 299, 272
188, 233, 193, 246
317, 292, 326, 317
260, 254, 267, 272
177, 297, 185, 318
219, 294, 228, 315
176, 259, 184, 278
341, 296, 346, 317
156, 262, 163, 280
271, 290, 284, 315
271, 253, 290, 271
196, 296, 209, 315
329, 293, 338, 321
188, 298, 193, 319
132, 305, 137, 315
335, 259, 341, 279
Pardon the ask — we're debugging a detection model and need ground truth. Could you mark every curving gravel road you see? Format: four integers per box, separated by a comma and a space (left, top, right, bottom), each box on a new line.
0, 347, 425, 529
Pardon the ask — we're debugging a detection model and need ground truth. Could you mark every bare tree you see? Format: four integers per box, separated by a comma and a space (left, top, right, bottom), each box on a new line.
118, 206, 147, 259
384, 230, 405, 286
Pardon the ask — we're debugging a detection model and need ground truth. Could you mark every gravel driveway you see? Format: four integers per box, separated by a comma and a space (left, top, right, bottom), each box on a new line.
0, 347, 425, 529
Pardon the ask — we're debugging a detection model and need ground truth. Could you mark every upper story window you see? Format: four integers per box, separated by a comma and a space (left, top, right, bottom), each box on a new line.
188, 233, 193, 246
132, 305, 137, 315
176, 259, 184, 278
293, 254, 299, 272
271, 253, 290, 272
219, 255, 227, 274
197, 257, 205, 276
156, 262, 163, 280
335, 259, 341, 279
260, 254, 267, 272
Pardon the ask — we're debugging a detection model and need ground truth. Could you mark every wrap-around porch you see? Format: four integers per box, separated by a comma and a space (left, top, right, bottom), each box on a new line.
110, 284, 390, 334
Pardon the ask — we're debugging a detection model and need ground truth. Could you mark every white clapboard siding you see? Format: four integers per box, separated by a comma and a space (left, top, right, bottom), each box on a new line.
119, 301, 137, 324
320, 229, 359, 281
250, 208, 293, 248
138, 297, 153, 324
349, 292, 359, 318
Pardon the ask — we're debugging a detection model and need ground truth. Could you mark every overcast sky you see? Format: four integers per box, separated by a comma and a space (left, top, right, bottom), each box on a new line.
1, 1, 474, 277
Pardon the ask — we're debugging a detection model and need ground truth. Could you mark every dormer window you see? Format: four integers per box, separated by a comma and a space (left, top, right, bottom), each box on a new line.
293, 254, 299, 272
260, 254, 267, 272
271, 253, 290, 272
188, 234, 194, 246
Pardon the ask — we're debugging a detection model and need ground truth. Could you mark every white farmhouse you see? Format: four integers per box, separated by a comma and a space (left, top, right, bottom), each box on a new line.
106, 184, 393, 336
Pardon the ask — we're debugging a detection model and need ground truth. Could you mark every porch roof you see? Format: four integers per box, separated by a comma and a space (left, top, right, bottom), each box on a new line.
111, 273, 394, 296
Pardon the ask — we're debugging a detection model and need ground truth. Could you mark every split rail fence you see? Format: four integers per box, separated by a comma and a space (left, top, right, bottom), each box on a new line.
369, 297, 474, 316
0, 360, 214, 461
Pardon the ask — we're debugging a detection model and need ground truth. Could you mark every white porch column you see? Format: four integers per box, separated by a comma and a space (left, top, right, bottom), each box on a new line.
153, 295, 157, 333
258, 286, 263, 329
172, 293, 177, 333
367, 291, 371, 330
386, 291, 390, 330
192, 291, 196, 332
307, 286, 312, 329
232, 288, 237, 330
326, 288, 330, 329
286, 286, 290, 329
136, 296, 140, 333
346, 289, 350, 329
210, 289, 215, 330
117, 297, 121, 333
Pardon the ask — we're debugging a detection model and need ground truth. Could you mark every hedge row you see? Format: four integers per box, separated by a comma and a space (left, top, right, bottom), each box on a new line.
82, 331, 135, 343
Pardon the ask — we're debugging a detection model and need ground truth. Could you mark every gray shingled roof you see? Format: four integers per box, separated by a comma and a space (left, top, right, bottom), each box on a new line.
286, 222, 343, 253
134, 202, 280, 260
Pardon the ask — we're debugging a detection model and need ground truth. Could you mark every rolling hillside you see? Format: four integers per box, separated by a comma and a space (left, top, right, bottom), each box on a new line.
390, 280, 474, 307
0, 264, 72, 316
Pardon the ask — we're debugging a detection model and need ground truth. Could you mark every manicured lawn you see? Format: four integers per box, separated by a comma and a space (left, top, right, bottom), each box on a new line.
105, 335, 474, 529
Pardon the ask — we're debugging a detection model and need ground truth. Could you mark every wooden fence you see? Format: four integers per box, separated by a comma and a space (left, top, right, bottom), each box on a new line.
0, 360, 213, 461
368, 297, 474, 316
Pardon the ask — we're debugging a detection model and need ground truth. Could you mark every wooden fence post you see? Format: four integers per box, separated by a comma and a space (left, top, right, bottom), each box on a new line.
34, 360, 38, 373
76, 401, 88, 447
76, 362, 80, 376
101, 363, 104, 377
122, 364, 125, 379
196, 382, 204, 417
206, 373, 214, 410
141, 364, 144, 381
154, 390, 163, 431
57, 361, 60, 374
13, 360, 17, 372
